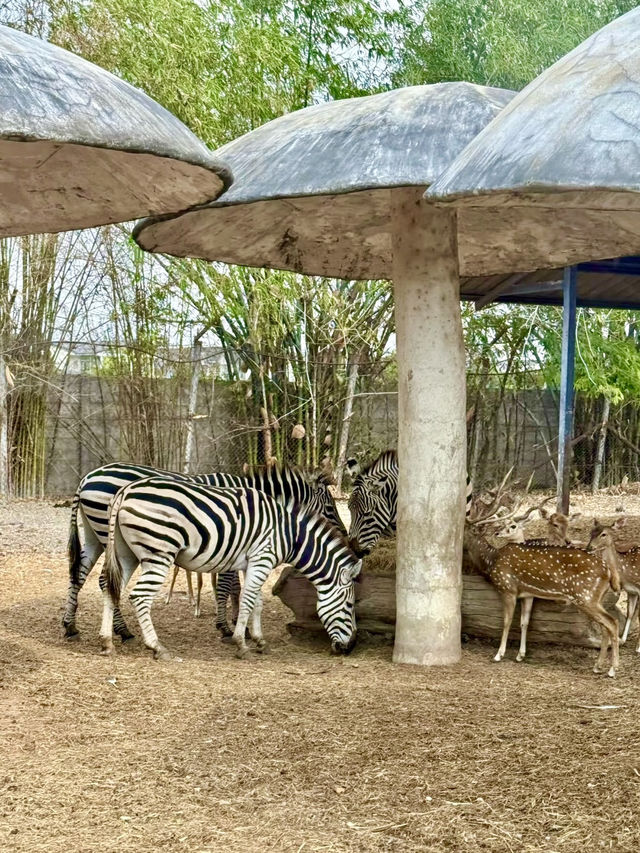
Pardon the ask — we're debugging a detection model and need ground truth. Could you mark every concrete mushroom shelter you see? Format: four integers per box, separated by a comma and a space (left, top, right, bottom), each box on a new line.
426, 7, 640, 272
0, 25, 232, 235
0, 24, 232, 499
134, 82, 517, 666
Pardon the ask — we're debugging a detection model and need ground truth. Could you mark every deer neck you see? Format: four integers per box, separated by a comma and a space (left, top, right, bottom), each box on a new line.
464, 529, 497, 577
599, 541, 623, 592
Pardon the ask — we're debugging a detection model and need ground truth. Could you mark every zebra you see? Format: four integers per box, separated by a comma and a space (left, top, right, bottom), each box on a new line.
63, 461, 344, 639
100, 478, 361, 660
346, 450, 472, 557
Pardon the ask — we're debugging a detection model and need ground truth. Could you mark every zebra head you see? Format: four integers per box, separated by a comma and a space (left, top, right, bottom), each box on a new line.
347, 451, 398, 557
307, 471, 346, 534
316, 551, 361, 654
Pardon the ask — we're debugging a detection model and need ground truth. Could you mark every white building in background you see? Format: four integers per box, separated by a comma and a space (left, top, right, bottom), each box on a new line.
53, 341, 233, 378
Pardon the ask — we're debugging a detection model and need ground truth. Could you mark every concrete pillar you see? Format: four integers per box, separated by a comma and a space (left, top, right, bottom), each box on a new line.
391, 188, 466, 666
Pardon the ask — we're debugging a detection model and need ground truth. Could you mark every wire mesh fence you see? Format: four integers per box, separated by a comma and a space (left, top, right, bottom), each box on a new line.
5, 350, 639, 500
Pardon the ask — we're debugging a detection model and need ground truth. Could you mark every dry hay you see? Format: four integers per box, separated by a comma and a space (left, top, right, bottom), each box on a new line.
361, 536, 397, 576
3, 499, 640, 852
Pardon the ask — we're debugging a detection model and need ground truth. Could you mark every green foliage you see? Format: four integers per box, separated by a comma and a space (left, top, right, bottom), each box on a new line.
49, 0, 401, 145
393, 0, 638, 90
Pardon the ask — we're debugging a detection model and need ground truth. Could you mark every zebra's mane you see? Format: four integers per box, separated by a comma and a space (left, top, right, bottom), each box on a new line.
245, 464, 329, 488
358, 449, 397, 478
291, 502, 357, 559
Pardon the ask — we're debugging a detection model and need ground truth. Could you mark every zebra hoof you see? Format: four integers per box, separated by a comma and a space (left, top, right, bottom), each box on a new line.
99, 640, 113, 656
154, 647, 172, 662
255, 642, 269, 654
116, 629, 135, 642
607, 667, 616, 678
64, 626, 80, 640
235, 647, 248, 660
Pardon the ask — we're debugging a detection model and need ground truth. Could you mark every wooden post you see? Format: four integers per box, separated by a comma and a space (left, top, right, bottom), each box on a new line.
334, 356, 359, 495
183, 332, 204, 475
0, 347, 8, 498
557, 266, 577, 514
392, 189, 466, 666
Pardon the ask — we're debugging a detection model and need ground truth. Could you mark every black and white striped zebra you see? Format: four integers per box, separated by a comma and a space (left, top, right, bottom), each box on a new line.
64, 461, 344, 639
346, 450, 473, 557
100, 478, 361, 659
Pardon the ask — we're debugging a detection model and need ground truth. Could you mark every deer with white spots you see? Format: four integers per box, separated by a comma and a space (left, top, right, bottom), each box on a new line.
464, 527, 620, 676
586, 518, 640, 650
497, 507, 579, 547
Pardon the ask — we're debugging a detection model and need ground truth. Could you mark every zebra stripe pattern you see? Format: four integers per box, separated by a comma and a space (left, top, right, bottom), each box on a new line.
346, 450, 473, 557
64, 461, 344, 638
101, 479, 361, 659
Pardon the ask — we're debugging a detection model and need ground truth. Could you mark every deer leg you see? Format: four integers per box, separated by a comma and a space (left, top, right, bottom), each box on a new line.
622, 592, 638, 644
194, 572, 203, 617
165, 565, 180, 605
516, 596, 533, 662
583, 603, 619, 676
185, 570, 195, 606
494, 592, 517, 662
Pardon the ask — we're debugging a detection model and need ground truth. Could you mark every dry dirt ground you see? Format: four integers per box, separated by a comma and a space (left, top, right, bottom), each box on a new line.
2, 500, 640, 852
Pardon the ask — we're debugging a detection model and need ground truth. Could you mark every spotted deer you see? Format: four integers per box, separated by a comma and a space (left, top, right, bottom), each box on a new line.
586, 518, 640, 650
464, 527, 620, 676
497, 507, 578, 547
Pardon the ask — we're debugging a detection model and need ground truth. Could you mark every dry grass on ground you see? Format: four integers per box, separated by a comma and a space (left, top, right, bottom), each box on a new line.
2, 499, 640, 852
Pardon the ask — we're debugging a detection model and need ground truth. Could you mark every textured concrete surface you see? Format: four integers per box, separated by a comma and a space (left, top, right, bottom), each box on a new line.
133, 83, 514, 276
0, 25, 231, 235
427, 7, 640, 273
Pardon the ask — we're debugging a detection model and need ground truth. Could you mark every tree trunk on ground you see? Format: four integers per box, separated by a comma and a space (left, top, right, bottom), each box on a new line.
334, 356, 359, 495
391, 189, 466, 667
592, 396, 610, 493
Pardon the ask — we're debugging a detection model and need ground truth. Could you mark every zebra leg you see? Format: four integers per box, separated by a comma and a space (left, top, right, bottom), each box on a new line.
233, 558, 275, 659
249, 592, 267, 652
165, 565, 181, 605
99, 549, 139, 655
215, 571, 236, 636
231, 572, 242, 624
128, 558, 173, 660
63, 524, 103, 638
98, 569, 134, 641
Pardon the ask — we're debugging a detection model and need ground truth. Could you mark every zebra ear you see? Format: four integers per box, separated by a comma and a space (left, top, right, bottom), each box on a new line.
346, 458, 360, 478
341, 559, 362, 584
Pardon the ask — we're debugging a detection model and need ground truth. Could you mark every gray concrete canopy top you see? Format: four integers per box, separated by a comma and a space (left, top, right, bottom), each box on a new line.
426, 6, 640, 275
0, 25, 232, 235
133, 82, 515, 278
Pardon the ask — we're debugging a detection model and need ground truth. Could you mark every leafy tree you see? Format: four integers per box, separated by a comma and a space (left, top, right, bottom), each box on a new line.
393, 0, 638, 90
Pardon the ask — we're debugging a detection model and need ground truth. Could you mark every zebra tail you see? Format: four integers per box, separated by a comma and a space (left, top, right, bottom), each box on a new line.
68, 489, 82, 587
105, 489, 126, 606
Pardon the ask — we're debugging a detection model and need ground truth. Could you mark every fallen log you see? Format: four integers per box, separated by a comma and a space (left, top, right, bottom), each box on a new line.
272, 538, 623, 648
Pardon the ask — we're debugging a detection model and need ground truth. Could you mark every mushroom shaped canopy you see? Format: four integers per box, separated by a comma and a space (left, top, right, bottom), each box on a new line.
0, 25, 231, 236
134, 82, 514, 279
427, 7, 640, 275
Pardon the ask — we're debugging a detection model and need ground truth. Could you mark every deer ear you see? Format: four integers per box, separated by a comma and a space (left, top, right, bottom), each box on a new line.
540, 507, 549, 519
614, 517, 627, 529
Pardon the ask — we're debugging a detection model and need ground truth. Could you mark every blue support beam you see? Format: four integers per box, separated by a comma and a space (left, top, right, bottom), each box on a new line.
557, 266, 577, 514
